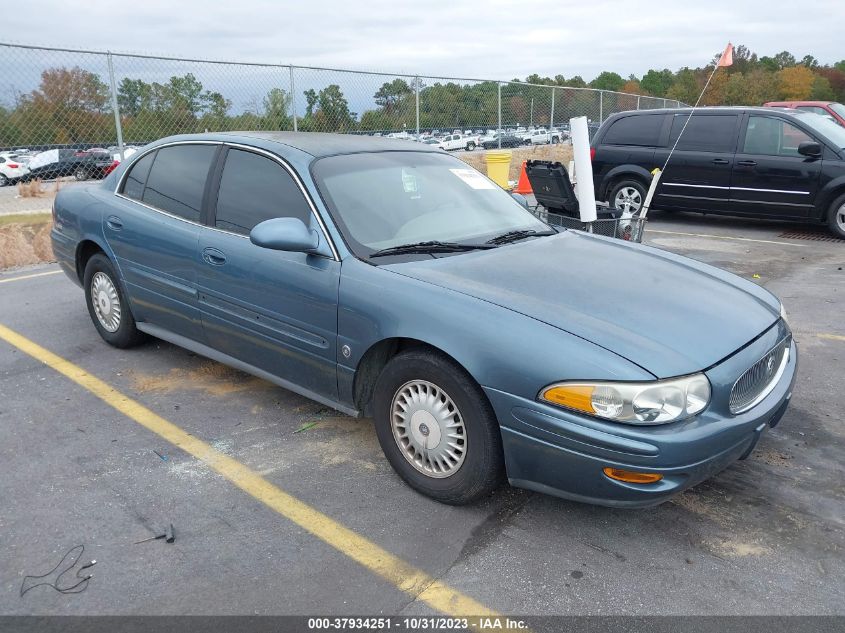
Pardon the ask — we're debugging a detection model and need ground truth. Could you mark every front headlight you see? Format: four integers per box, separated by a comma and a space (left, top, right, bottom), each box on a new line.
540, 374, 711, 425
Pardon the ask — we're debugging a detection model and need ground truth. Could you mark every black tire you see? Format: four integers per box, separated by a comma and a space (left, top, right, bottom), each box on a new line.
826, 192, 845, 239
372, 348, 504, 505
608, 178, 648, 214
74, 167, 89, 181
83, 253, 146, 348
465, 141, 476, 151
551, 136, 559, 144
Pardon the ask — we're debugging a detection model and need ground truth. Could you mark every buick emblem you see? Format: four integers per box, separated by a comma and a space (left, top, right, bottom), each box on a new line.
766, 355, 775, 373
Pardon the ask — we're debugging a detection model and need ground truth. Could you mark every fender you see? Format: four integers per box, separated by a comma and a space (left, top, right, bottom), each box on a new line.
814, 174, 845, 221
598, 164, 653, 200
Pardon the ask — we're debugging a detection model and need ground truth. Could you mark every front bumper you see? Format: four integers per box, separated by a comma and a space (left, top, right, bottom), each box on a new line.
486, 321, 797, 508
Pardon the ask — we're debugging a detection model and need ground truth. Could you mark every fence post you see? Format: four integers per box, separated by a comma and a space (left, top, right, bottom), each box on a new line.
106, 52, 125, 162
663, 98, 667, 108
549, 86, 555, 132
599, 90, 604, 123
637, 95, 641, 110
415, 76, 420, 138
497, 82, 502, 149
290, 66, 297, 132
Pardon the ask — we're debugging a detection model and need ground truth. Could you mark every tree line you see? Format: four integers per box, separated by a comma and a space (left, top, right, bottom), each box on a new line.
1, 44, 842, 148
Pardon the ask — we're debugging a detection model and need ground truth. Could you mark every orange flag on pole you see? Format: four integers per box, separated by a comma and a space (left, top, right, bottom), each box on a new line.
717, 42, 734, 67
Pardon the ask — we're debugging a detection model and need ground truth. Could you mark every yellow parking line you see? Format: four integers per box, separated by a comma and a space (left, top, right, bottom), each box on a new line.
646, 229, 806, 247
0, 322, 497, 618
0, 269, 62, 284
817, 333, 845, 342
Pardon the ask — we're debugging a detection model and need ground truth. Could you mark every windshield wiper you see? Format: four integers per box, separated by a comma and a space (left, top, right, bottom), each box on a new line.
369, 240, 496, 258
485, 229, 557, 245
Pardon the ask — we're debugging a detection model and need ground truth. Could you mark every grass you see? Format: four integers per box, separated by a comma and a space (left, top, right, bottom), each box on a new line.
0, 213, 52, 227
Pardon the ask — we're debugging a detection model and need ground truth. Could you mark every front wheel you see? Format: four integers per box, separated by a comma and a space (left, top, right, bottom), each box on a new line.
465, 141, 476, 151
372, 348, 504, 505
827, 192, 845, 239
0, 174, 8, 187
74, 168, 89, 181
84, 254, 146, 348
609, 179, 647, 214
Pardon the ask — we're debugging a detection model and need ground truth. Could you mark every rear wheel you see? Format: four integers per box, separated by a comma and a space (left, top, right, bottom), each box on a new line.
372, 348, 504, 505
0, 174, 8, 187
74, 167, 89, 181
827, 193, 845, 239
84, 254, 146, 348
609, 179, 647, 214
465, 141, 476, 151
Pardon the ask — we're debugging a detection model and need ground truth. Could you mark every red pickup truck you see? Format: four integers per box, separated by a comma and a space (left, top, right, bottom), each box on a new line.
764, 101, 845, 127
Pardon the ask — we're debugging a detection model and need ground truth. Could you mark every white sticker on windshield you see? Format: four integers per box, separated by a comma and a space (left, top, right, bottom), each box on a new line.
449, 168, 496, 190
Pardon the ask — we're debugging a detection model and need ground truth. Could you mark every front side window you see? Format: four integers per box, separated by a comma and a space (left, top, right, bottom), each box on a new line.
214, 149, 312, 235
743, 116, 813, 157
141, 144, 217, 222
312, 151, 550, 257
669, 114, 738, 153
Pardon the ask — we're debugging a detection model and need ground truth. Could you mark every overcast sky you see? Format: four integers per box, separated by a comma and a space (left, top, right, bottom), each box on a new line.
3, 0, 843, 80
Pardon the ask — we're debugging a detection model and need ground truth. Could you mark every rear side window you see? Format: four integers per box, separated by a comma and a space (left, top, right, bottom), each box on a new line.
214, 148, 312, 236
602, 115, 665, 146
121, 151, 156, 201
669, 115, 737, 152
142, 144, 217, 222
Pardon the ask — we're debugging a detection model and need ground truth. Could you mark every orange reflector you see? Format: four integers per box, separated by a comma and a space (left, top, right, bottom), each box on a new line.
541, 385, 595, 414
603, 467, 663, 484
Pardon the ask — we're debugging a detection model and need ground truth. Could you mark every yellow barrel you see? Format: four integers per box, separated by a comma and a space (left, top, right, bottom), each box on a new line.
484, 151, 512, 189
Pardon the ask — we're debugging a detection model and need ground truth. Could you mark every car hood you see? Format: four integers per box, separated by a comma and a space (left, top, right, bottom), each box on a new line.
384, 231, 780, 378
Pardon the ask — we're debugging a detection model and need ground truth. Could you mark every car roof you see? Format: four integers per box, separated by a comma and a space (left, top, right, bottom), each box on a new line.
608, 106, 809, 118
216, 131, 442, 157
763, 101, 832, 106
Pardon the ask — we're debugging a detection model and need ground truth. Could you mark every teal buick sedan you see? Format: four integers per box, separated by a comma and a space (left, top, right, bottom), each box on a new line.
51, 132, 797, 506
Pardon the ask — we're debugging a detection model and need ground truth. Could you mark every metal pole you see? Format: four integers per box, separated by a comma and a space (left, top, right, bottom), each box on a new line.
637, 95, 641, 110
663, 98, 667, 108
106, 52, 125, 162
530, 98, 534, 127
289, 65, 297, 132
497, 82, 502, 149
599, 91, 604, 123
415, 77, 420, 138
550, 87, 555, 132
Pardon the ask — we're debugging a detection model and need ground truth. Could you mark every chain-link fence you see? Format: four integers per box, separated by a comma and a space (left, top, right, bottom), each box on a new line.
0, 41, 684, 212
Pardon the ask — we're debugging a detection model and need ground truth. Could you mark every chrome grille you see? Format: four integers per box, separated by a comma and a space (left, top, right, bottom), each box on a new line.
730, 336, 791, 414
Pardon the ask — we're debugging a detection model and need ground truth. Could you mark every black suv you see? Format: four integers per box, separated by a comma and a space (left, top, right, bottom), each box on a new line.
591, 107, 845, 237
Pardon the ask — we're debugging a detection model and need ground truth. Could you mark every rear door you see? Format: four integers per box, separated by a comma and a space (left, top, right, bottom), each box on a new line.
730, 114, 822, 218
592, 112, 666, 200
653, 112, 739, 212
109, 143, 219, 341
197, 146, 341, 400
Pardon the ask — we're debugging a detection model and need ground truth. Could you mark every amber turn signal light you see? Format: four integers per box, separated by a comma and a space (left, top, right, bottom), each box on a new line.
602, 467, 663, 484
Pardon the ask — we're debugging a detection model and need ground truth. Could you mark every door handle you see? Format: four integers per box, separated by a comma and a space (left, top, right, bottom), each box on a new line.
711, 158, 730, 165
202, 247, 227, 266
737, 160, 757, 167
106, 215, 123, 230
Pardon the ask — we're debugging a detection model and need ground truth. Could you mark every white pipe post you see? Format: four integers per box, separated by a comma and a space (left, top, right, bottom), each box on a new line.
570, 116, 597, 223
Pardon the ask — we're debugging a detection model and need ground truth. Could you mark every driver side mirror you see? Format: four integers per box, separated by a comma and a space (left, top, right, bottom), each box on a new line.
797, 141, 822, 158
250, 217, 319, 253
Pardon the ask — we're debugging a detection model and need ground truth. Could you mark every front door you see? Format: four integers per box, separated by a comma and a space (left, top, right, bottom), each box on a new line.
653, 112, 740, 212
107, 143, 219, 341
730, 114, 822, 218
197, 146, 340, 401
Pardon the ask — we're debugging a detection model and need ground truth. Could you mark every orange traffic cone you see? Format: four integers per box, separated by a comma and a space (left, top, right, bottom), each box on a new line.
513, 161, 532, 194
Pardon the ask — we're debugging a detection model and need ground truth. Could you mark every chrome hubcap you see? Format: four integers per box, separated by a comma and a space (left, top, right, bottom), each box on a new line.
90, 272, 121, 332
614, 186, 642, 213
837, 202, 845, 231
391, 380, 466, 478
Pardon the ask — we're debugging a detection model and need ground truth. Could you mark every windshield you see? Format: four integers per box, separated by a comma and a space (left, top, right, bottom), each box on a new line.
794, 111, 845, 148
312, 151, 550, 257
829, 102, 845, 121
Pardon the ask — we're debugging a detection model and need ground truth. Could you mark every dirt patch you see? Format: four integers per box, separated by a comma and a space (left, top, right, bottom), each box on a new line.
457, 144, 574, 182
0, 216, 55, 269
128, 361, 274, 397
